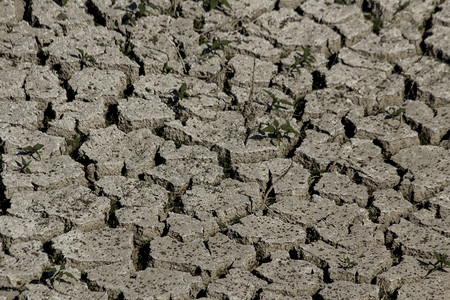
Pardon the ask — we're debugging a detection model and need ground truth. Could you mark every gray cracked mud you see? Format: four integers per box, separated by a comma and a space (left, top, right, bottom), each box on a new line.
0, 0, 449, 299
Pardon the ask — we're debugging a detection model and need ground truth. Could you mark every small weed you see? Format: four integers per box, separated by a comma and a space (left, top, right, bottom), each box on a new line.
124, 0, 158, 26
289, 47, 316, 76
334, 0, 345, 4
365, 14, 383, 35
42, 262, 74, 289
176, 83, 188, 101
339, 257, 358, 270
76, 48, 96, 69
264, 90, 294, 116
61, 0, 69, 6
23, 143, 44, 161
206, 0, 232, 11
262, 118, 300, 147
210, 37, 232, 52
66, 134, 83, 159
198, 35, 208, 46
163, 60, 174, 73
193, 18, 204, 31
425, 251, 450, 276
386, 106, 405, 128
19, 157, 32, 174
395, 1, 410, 14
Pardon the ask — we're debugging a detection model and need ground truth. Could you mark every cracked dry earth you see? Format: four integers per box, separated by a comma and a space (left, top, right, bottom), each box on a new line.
0, 0, 449, 299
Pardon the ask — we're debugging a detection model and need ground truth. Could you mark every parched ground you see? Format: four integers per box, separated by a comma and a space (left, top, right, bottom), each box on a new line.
0, 0, 449, 299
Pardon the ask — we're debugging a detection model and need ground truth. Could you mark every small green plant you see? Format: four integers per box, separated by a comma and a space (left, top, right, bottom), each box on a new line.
125, 0, 158, 26
23, 143, 44, 161
19, 157, 32, 174
176, 83, 188, 101
61, 0, 69, 6
334, 0, 345, 4
210, 37, 232, 52
76, 48, 96, 68
206, 0, 232, 11
262, 119, 300, 147
426, 251, 450, 276
163, 60, 174, 73
42, 263, 74, 289
365, 14, 383, 35
386, 106, 405, 128
264, 90, 294, 116
339, 257, 358, 270
289, 47, 316, 76
394, 1, 410, 14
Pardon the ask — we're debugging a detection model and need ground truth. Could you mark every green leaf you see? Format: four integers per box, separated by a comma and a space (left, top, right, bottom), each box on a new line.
264, 90, 277, 102
61, 0, 69, 6
25, 167, 32, 174
276, 134, 281, 146
76, 48, 84, 56
180, 83, 187, 93
147, 2, 158, 10
34, 144, 44, 150
47, 267, 57, 273
86, 55, 96, 63
138, 3, 146, 14
64, 272, 74, 278
273, 119, 279, 127
36, 150, 42, 161
280, 99, 294, 106
23, 146, 34, 152
262, 125, 276, 133
220, 0, 232, 9
210, 0, 218, 10
60, 263, 66, 270
220, 40, 232, 46
211, 40, 220, 50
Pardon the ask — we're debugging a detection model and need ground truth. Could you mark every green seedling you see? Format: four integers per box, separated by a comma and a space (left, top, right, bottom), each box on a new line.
42, 263, 74, 289
386, 107, 405, 128
76, 48, 96, 68
125, 0, 158, 26
177, 83, 188, 101
61, 0, 69, 6
23, 143, 44, 161
207, 0, 232, 11
365, 14, 383, 35
264, 90, 294, 117
289, 47, 316, 76
339, 257, 358, 270
210, 37, 232, 52
19, 157, 32, 174
262, 118, 300, 147
395, 1, 410, 14
163, 60, 174, 73
426, 251, 450, 276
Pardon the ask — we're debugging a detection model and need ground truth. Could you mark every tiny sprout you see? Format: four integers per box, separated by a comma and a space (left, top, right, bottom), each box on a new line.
163, 61, 174, 73
20, 157, 32, 174
264, 90, 294, 117
426, 251, 450, 276
43, 263, 75, 289
262, 118, 299, 147
177, 83, 188, 101
290, 47, 316, 76
386, 106, 405, 128
76, 48, 96, 68
339, 257, 358, 270
208, 0, 232, 11
61, 0, 69, 6
23, 143, 44, 161
210, 37, 232, 52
